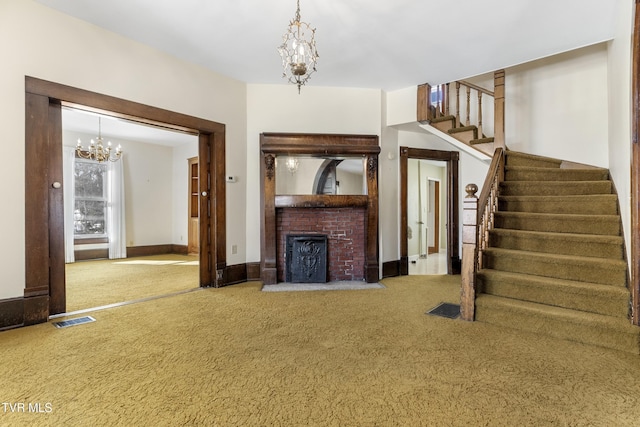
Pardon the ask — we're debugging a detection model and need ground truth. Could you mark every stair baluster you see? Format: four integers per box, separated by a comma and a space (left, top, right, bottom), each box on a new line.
465, 86, 471, 127
461, 147, 504, 321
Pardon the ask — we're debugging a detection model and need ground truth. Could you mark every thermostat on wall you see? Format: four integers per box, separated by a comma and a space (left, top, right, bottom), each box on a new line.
226, 176, 237, 183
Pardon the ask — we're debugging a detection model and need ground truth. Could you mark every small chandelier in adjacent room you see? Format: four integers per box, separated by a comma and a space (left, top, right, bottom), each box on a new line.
278, 0, 319, 93
76, 117, 122, 162
285, 156, 299, 174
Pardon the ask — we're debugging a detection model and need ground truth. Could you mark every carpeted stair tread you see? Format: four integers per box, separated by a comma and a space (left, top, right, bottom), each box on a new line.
449, 125, 477, 135
475, 294, 640, 354
498, 194, 618, 215
429, 115, 456, 124
483, 247, 627, 286
505, 166, 609, 182
494, 211, 621, 235
499, 180, 613, 196
470, 137, 494, 145
476, 150, 635, 353
488, 228, 623, 259
476, 269, 629, 317
505, 151, 563, 168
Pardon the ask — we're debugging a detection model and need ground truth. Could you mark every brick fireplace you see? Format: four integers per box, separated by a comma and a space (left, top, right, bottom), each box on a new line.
260, 133, 380, 285
277, 207, 366, 282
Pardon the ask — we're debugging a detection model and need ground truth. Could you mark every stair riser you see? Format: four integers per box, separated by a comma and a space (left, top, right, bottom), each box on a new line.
505, 169, 609, 181
494, 214, 620, 236
477, 275, 628, 317
483, 252, 627, 286
431, 120, 455, 133
505, 155, 562, 169
475, 303, 639, 354
488, 233, 623, 259
498, 198, 618, 215
446, 129, 477, 144
499, 182, 612, 196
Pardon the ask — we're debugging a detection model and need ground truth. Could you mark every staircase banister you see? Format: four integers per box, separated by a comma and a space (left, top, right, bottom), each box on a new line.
457, 80, 494, 97
477, 147, 505, 218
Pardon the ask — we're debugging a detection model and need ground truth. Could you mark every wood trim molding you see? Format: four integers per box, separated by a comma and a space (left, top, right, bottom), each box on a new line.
382, 260, 400, 278
632, 0, 640, 325
246, 263, 262, 281
275, 195, 368, 208
399, 146, 460, 275
24, 76, 226, 324
0, 298, 25, 331
260, 133, 380, 284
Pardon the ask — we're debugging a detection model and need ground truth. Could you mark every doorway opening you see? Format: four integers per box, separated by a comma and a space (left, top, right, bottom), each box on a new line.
405, 158, 447, 275
24, 77, 226, 323
60, 106, 201, 313
400, 147, 460, 275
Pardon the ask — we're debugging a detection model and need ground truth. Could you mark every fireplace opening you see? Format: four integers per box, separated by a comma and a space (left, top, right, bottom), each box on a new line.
286, 234, 328, 283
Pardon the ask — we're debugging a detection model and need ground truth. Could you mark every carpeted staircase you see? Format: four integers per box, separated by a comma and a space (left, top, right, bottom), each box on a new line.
475, 151, 640, 354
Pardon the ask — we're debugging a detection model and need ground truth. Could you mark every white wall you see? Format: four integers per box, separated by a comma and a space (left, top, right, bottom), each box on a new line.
63, 130, 193, 249
386, 86, 418, 126
121, 139, 174, 246
0, 0, 247, 299
171, 141, 199, 246
607, 0, 633, 264
379, 91, 400, 264
504, 44, 610, 167
246, 84, 383, 262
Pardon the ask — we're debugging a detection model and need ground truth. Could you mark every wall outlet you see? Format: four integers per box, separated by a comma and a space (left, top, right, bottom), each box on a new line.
226, 176, 237, 183
232, 244, 237, 254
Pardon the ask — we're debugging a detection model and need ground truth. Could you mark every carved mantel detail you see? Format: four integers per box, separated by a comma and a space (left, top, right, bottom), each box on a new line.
264, 154, 275, 180
367, 156, 377, 181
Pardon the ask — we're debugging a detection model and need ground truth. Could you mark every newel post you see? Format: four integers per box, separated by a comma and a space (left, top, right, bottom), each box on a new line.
460, 183, 479, 321
417, 83, 432, 124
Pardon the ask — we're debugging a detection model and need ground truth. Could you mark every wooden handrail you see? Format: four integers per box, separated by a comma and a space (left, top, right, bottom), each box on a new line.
460, 147, 505, 321
477, 147, 504, 218
458, 80, 494, 97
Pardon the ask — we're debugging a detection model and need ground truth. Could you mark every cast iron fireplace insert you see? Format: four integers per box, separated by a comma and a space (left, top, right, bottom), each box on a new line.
285, 234, 328, 283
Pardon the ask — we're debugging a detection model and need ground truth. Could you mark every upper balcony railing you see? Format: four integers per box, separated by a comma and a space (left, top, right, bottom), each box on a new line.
418, 70, 505, 152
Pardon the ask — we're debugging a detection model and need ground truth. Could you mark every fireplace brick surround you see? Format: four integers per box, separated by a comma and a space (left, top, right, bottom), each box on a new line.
277, 207, 366, 282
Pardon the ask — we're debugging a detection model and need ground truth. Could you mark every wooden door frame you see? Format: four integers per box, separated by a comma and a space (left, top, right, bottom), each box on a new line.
631, 0, 640, 325
24, 77, 226, 322
427, 179, 440, 255
400, 147, 460, 275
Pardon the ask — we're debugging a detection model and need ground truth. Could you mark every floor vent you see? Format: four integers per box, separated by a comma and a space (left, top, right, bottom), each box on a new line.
52, 316, 96, 329
426, 302, 460, 319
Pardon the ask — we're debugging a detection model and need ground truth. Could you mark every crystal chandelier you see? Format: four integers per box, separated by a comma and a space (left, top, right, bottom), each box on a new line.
285, 157, 299, 174
278, 0, 319, 93
76, 117, 122, 162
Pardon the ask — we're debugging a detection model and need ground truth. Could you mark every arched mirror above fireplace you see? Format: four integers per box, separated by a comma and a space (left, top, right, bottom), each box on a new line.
260, 133, 380, 286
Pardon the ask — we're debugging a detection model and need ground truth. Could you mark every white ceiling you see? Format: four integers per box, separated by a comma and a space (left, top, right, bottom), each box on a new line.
35, 0, 618, 91
40, 0, 619, 141
62, 107, 197, 147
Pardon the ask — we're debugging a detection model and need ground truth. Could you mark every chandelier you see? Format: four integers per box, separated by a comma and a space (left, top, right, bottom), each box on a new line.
76, 117, 122, 162
285, 156, 299, 174
278, 0, 319, 93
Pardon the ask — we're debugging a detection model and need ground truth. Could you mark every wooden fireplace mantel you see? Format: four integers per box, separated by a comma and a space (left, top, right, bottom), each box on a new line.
260, 133, 380, 285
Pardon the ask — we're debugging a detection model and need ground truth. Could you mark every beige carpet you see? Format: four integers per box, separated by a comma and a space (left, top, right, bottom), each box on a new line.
2, 275, 640, 425
65, 254, 199, 312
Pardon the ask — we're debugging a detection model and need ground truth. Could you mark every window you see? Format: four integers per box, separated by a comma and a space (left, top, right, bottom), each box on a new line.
73, 159, 108, 238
